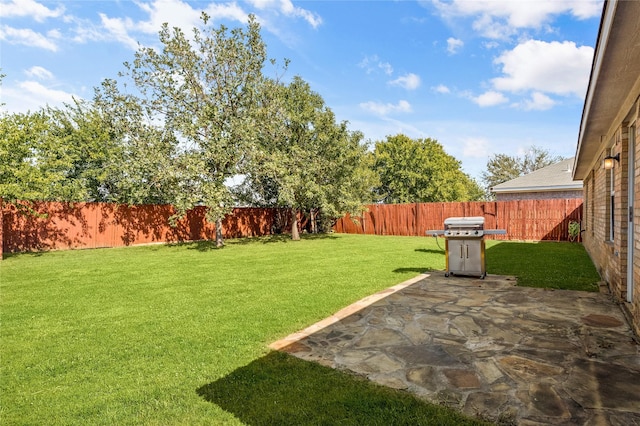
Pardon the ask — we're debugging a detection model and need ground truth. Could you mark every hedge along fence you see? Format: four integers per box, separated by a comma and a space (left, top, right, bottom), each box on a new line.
1, 200, 293, 257
333, 199, 583, 242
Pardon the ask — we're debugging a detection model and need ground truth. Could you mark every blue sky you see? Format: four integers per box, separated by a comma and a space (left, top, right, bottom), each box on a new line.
0, 0, 603, 180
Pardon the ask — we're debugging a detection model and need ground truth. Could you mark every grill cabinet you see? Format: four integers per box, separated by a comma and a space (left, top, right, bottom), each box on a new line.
426, 216, 506, 279
443, 217, 486, 278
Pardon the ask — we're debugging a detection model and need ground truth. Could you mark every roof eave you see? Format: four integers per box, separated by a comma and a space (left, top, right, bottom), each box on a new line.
574, 0, 640, 180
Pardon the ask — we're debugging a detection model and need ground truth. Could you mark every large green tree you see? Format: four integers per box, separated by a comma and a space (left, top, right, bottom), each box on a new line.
93, 79, 179, 205
371, 134, 483, 203
97, 13, 268, 246
0, 101, 115, 203
246, 76, 376, 239
481, 146, 565, 195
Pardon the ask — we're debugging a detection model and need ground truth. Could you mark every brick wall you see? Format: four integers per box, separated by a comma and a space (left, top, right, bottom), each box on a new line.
495, 190, 583, 201
582, 120, 640, 336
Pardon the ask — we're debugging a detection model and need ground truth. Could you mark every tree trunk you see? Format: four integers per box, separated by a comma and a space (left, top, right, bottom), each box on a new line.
215, 218, 224, 247
310, 208, 317, 234
291, 207, 300, 240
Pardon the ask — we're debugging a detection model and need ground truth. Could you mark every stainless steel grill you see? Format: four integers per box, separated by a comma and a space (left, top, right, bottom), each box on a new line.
427, 216, 505, 279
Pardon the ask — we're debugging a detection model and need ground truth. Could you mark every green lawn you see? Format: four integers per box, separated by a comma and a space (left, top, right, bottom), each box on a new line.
0, 234, 599, 424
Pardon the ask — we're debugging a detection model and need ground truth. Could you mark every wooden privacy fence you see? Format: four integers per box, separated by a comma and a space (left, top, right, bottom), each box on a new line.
333, 199, 583, 242
1, 201, 291, 256
1, 198, 583, 257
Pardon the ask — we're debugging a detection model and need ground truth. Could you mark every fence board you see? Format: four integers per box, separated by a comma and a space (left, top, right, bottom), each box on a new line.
334, 199, 582, 242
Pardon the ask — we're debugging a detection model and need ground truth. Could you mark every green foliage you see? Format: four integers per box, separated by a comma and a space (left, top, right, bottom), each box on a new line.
481, 145, 565, 196
372, 134, 483, 203
95, 13, 269, 245
0, 110, 50, 201
0, 101, 115, 202
93, 79, 180, 205
246, 76, 376, 237
568, 220, 581, 241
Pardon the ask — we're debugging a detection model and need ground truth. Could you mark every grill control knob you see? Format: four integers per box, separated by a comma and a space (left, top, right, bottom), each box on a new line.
475, 230, 479, 235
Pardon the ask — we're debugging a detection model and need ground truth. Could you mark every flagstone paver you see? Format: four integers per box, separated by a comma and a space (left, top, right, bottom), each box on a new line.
270, 272, 640, 425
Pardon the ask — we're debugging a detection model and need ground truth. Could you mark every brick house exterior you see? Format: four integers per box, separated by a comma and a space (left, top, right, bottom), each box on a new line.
494, 190, 582, 201
574, 0, 640, 335
492, 158, 583, 201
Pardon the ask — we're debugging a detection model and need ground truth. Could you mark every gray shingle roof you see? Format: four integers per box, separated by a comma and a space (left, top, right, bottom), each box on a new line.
491, 157, 583, 193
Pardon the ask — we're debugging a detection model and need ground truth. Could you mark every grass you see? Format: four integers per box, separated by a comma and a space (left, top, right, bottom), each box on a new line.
486, 240, 601, 291
0, 234, 599, 424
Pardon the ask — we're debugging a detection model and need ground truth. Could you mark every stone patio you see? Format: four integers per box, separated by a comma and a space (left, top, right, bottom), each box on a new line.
270, 272, 640, 425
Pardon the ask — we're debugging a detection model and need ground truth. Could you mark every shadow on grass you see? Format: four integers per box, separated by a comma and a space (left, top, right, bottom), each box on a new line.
196, 351, 485, 426
392, 267, 435, 274
182, 233, 339, 251
0, 251, 45, 259
414, 248, 445, 255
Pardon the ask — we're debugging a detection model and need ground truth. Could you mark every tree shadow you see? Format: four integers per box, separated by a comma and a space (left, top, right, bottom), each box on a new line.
0, 251, 45, 259
182, 233, 340, 251
2, 202, 320, 255
2, 201, 92, 253
196, 351, 479, 425
541, 204, 583, 242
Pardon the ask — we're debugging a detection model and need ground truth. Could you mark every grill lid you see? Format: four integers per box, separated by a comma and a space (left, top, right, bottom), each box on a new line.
444, 216, 485, 229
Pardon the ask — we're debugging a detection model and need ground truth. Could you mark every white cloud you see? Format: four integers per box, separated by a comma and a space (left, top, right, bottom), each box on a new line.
447, 37, 464, 54
0, 25, 58, 51
93, 0, 319, 50
563, 1, 603, 20
483, 41, 499, 49
523, 92, 556, 111
1, 80, 78, 112
0, 0, 65, 22
247, 0, 322, 28
359, 55, 393, 76
471, 15, 515, 40
99, 13, 140, 50
94, 0, 248, 50
431, 0, 603, 39
19, 81, 76, 104
433, 84, 451, 94
359, 100, 412, 116
379, 62, 393, 76
462, 137, 491, 158
136, 0, 204, 35
203, 2, 248, 23
25, 66, 54, 80
389, 73, 421, 90
472, 90, 508, 107
491, 40, 593, 97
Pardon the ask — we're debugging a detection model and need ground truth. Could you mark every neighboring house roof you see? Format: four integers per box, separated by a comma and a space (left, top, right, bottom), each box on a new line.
573, 0, 640, 179
492, 158, 583, 194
